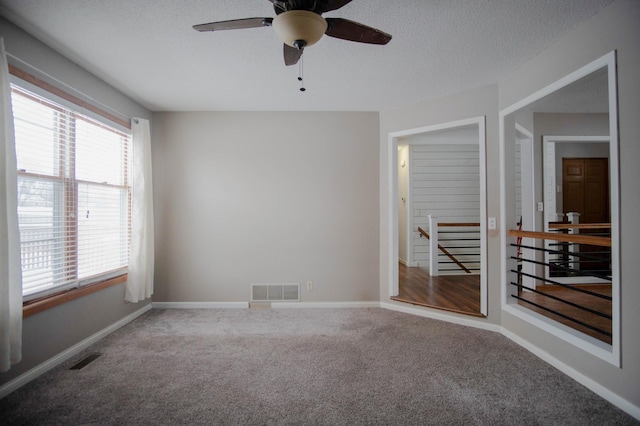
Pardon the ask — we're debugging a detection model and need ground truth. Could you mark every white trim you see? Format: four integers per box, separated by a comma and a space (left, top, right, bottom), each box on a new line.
499, 52, 616, 117
388, 117, 484, 138
0, 303, 151, 399
387, 116, 488, 315
152, 301, 380, 309
549, 276, 610, 285
152, 302, 249, 309
380, 302, 500, 333
399, 258, 418, 267
514, 124, 535, 227
478, 117, 488, 316
499, 51, 620, 366
503, 303, 614, 358
515, 123, 537, 289
407, 144, 414, 266
272, 301, 380, 309
500, 327, 640, 421
387, 132, 399, 298
499, 108, 509, 309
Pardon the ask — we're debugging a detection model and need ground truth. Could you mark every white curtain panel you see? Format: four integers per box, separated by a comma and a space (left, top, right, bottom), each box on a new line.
0, 38, 23, 372
126, 118, 155, 303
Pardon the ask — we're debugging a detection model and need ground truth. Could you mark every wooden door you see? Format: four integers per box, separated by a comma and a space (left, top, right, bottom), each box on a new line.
562, 158, 610, 272
563, 158, 609, 223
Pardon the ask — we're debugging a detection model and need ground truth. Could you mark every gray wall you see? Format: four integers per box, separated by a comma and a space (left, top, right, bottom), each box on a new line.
498, 0, 640, 407
151, 111, 380, 303
0, 16, 152, 387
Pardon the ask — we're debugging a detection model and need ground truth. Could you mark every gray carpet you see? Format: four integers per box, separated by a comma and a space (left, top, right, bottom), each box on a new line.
0, 308, 637, 425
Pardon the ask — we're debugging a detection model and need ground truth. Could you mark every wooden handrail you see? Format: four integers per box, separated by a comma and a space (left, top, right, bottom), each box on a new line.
509, 229, 611, 248
438, 222, 480, 227
548, 223, 611, 230
417, 227, 471, 273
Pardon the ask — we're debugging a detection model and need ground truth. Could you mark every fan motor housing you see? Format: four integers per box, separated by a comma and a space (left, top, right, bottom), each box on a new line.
272, 10, 328, 48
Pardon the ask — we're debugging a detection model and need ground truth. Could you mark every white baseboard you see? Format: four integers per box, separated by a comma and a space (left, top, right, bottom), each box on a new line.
380, 301, 501, 332
152, 301, 249, 309
0, 303, 151, 399
272, 301, 380, 309
500, 328, 640, 421
548, 276, 610, 285
153, 301, 378, 309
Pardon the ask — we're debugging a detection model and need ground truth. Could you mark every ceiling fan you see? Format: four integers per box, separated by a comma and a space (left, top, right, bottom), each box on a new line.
193, 0, 392, 67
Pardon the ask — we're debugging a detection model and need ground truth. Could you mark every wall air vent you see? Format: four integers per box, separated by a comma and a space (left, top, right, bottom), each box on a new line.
251, 283, 300, 302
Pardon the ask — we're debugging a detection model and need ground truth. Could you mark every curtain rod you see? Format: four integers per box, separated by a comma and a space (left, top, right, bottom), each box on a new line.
5, 51, 138, 124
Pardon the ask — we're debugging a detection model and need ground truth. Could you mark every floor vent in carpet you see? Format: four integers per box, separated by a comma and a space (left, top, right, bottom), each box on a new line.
70, 353, 101, 370
251, 283, 300, 302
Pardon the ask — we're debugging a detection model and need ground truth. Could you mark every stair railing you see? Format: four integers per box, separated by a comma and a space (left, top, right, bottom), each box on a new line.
418, 215, 481, 276
508, 227, 612, 342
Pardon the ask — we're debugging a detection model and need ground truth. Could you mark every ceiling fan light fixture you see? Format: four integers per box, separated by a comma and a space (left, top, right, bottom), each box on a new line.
272, 10, 328, 49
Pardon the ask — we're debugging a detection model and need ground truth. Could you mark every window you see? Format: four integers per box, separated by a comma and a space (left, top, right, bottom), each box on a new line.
11, 85, 131, 300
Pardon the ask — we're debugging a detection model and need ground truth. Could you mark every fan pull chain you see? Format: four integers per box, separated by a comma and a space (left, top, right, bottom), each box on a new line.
298, 53, 305, 92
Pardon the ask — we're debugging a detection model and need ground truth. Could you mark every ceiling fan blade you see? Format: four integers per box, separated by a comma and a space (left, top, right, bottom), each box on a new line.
193, 17, 273, 32
283, 44, 303, 66
325, 18, 392, 45
321, 0, 354, 13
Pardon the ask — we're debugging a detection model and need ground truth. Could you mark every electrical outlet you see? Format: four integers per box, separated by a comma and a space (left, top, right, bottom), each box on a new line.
488, 217, 497, 230
306, 281, 313, 291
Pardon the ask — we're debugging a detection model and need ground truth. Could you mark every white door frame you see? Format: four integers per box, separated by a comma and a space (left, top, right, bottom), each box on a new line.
515, 124, 537, 290
387, 116, 488, 316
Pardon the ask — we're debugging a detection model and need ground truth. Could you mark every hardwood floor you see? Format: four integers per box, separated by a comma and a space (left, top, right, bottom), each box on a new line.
516, 284, 612, 344
393, 264, 611, 344
392, 263, 482, 317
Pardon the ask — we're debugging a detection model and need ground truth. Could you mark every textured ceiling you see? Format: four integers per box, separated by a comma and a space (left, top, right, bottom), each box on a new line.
0, 0, 615, 112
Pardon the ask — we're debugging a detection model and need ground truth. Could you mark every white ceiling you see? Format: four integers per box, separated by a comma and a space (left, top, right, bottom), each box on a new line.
0, 0, 615, 112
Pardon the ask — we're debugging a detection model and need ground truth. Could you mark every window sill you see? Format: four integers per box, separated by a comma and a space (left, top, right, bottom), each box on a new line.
22, 274, 128, 318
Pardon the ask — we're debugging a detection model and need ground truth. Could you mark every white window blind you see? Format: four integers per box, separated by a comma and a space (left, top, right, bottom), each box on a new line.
11, 85, 131, 300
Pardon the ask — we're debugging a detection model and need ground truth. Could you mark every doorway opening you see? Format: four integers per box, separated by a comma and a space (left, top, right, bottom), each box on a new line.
388, 117, 487, 317
542, 136, 611, 283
